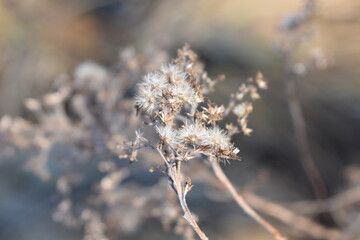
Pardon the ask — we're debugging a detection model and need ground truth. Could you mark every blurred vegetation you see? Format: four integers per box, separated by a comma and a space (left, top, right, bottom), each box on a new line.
1, 0, 360, 240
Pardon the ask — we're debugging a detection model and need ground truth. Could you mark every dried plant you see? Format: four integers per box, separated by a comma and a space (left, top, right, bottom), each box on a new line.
0, 43, 288, 240
121, 45, 285, 240
275, 0, 330, 201
0, 47, 191, 239
1, 20, 358, 239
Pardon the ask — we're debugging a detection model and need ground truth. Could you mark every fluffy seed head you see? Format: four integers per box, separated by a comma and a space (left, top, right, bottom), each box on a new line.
179, 122, 207, 145
160, 64, 187, 84
170, 82, 202, 105
233, 102, 253, 119
202, 126, 231, 149
156, 125, 179, 148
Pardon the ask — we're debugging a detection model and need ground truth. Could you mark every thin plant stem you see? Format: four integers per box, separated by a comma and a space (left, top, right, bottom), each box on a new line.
177, 189, 208, 240
209, 157, 286, 240
279, 0, 328, 201
146, 145, 208, 239
285, 73, 327, 200
168, 161, 209, 240
244, 192, 343, 240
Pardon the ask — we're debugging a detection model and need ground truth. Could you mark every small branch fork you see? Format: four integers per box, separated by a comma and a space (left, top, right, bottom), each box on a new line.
133, 142, 208, 239
209, 157, 287, 240
167, 160, 209, 240
145, 142, 285, 240
150, 143, 208, 240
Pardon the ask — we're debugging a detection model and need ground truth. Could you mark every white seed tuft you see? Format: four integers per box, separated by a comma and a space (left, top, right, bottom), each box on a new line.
202, 126, 231, 149
156, 125, 180, 148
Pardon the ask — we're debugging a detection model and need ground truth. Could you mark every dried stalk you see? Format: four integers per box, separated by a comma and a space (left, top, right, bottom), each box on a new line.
209, 157, 286, 240
244, 192, 344, 240
286, 185, 360, 215
285, 72, 327, 200
203, 159, 347, 240
279, 0, 328, 201
168, 161, 209, 240
128, 45, 280, 239
138, 143, 208, 239
152, 145, 208, 240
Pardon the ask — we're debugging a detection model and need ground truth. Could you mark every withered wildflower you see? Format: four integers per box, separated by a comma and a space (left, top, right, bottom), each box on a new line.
1, 44, 284, 240
124, 45, 286, 240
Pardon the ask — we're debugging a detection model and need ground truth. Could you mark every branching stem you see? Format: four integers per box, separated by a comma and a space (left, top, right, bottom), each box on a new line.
209, 157, 286, 240
168, 161, 209, 240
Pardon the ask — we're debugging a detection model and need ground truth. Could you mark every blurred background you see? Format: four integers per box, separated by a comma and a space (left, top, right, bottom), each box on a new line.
1, 0, 360, 239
